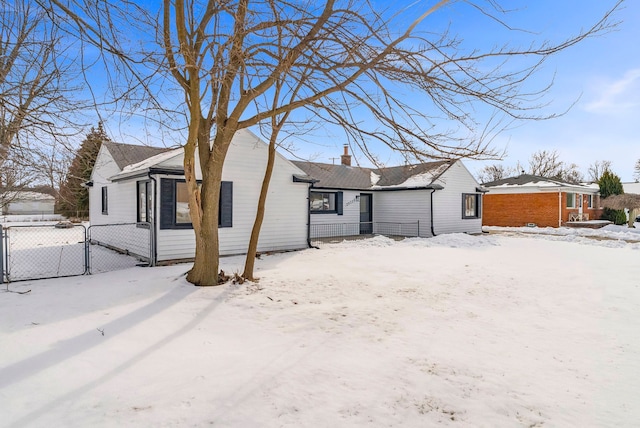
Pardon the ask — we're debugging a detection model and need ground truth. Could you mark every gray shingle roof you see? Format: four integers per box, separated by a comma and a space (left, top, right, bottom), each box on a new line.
103, 141, 173, 170
291, 160, 453, 190
482, 174, 575, 187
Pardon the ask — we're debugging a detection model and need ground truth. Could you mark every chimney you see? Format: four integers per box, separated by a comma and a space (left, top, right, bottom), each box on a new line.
341, 144, 351, 166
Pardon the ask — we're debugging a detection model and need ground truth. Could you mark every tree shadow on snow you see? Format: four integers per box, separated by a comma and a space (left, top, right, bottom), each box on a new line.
3, 283, 232, 427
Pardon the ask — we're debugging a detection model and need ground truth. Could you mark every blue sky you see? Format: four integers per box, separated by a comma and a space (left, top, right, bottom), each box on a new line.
296, 0, 640, 181
460, 0, 640, 182
94, 1, 639, 181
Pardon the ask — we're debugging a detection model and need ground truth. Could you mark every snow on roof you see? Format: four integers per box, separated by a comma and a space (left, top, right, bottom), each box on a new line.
370, 171, 380, 186
108, 147, 183, 181
491, 180, 561, 188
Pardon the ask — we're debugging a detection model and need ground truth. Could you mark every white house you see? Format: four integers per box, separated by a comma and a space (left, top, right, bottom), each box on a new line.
292, 147, 484, 238
1, 191, 56, 215
89, 133, 484, 264
89, 129, 310, 264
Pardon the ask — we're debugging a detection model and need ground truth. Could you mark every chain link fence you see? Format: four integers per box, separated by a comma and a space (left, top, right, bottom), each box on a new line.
1, 222, 153, 283
310, 221, 419, 246
88, 223, 153, 274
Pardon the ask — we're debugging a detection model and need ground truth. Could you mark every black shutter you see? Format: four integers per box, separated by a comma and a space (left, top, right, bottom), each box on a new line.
476, 194, 482, 218
160, 179, 175, 229
220, 181, 233, 228
336, 191, 343, 215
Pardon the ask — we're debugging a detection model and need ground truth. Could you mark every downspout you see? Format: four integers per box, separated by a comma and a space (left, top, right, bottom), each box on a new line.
307, 183, 319, 249
148, 172, 158, 266
429, 188, 437, 237
1, 226, 4, 284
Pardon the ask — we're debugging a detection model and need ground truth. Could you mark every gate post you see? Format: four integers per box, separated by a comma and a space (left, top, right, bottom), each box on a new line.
0, 227, 4, 284
149, 222, 155, 267
84, 224, 90, 275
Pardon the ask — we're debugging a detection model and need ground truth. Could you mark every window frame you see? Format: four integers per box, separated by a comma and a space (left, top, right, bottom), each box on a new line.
159, 178, 232, 230
310, 191, 337, 214
136, 180, 152, 223
462, 193, 481, 219
101, 186, 108, 215
309, 191, 343, 215
566, 192, 576, 208
586, 194, 593, 208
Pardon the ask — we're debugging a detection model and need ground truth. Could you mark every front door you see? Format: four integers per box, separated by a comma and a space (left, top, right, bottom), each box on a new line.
578, 193, 583, 218
359, 193, 372, 234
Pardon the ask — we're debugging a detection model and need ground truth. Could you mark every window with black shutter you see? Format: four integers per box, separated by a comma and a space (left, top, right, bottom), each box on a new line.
160, 179, 232, 229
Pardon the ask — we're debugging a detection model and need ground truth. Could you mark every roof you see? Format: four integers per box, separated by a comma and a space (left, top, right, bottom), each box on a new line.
483, 174, 599, 193
103, 141, 174, 170
104, 134, 454, 191
291, 160, 453, 190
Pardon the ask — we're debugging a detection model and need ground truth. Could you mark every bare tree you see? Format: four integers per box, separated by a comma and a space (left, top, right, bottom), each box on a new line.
634, 159, 640, 182
1, 0, 84, 203
587, 160, 612, 182
526, 150, 584, 183
528, 150, 564, 178
477, 164, 517, 184
49, 0, 621, 285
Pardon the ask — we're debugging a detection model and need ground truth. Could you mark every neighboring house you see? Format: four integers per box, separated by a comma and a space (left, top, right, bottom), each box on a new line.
622, 182, 640, 221
88, 129, 310, 264
88, 132, 484, 264
622, 182, 640, 195
482, 175, 602, 227
292, 147, 485, 238
1, 191, 56, 215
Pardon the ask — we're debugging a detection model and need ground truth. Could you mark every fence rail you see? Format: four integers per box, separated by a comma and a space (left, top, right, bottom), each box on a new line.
1, 222, 152, 283
310, 221, 419, 246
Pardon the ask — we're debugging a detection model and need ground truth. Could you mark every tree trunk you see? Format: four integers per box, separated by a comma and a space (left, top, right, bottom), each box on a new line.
242, 137, 276, 281
186, 130, 231, 286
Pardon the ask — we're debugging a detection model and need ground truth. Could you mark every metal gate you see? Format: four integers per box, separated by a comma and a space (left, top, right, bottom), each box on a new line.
1, 222, 153, 283
2, 224, 87, 282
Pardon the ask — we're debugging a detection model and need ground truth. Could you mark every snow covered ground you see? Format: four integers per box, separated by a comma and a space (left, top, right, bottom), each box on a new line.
1, 227, 639, 427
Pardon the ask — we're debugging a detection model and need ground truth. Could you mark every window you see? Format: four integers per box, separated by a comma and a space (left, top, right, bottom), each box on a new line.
160, 179, 232, 229
566, 193, 576, 208
586, 194, 593, 208
137, 181, 152, 223
175, 181, 192, 224
462, 193, 481, 219
101, 186, 108, 215
310, 191, 343, 215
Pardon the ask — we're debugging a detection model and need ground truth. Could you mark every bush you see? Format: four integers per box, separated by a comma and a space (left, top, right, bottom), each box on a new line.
601, 207, 627, 225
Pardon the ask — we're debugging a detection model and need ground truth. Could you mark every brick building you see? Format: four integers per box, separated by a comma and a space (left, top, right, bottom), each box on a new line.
482, 175, 602, 228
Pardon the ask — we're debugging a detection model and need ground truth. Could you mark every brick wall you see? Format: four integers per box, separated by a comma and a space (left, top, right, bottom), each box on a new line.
483, 192, 603, 227
483, 193, 560, 227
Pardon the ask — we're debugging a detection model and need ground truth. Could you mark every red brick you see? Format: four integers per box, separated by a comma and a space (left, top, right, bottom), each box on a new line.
483, 192, 602, 227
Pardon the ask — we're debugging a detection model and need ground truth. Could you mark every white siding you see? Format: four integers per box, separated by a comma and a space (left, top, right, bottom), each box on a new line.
373, 190, 433, 237
308, 189, 360, 237
432, 161, 483, 234
89, 146, 135, 225
155, 129, 308, 261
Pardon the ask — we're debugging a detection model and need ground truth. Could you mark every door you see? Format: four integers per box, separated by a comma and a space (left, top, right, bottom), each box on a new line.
578, 193, 583, 218
359, 193, 372, 234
